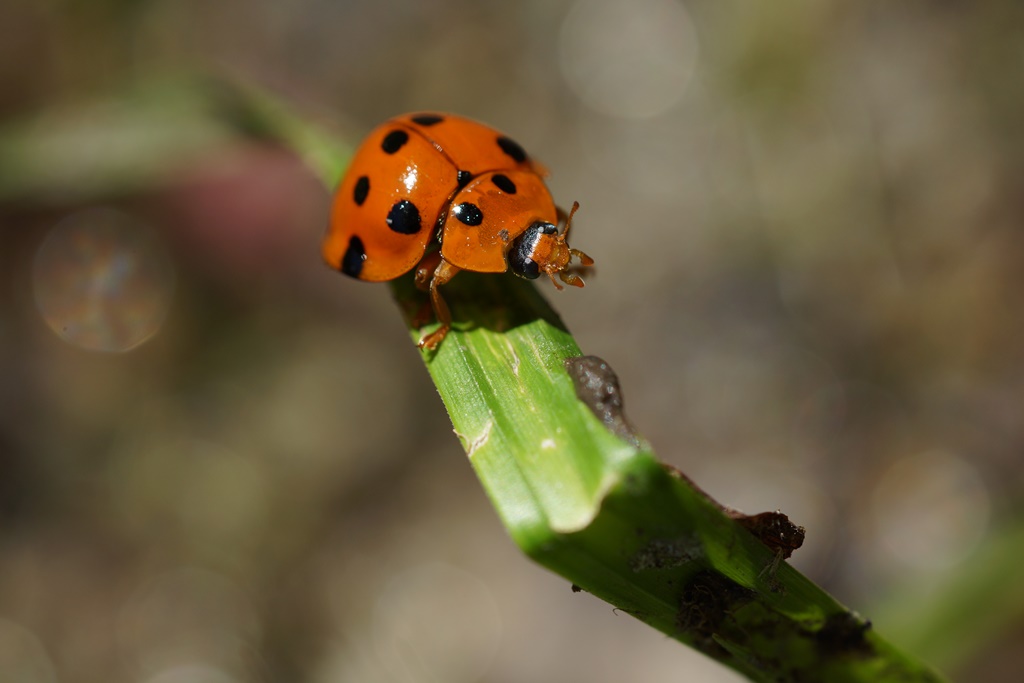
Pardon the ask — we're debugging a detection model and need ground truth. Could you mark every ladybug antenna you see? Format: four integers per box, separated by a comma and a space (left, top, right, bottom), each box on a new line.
550, 201, 593, 290
559, 201, 594, 270
560, 201, 581, 242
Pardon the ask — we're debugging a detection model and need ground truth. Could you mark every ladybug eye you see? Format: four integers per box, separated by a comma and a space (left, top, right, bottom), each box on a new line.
510, 222, 556, 279
510, 249, 539, 280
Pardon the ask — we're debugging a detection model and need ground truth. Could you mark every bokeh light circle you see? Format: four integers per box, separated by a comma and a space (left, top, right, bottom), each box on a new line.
870, 450, 991, 570
560, 0, 700, 119
32, 207, 174, 352
117, 566, 261, 677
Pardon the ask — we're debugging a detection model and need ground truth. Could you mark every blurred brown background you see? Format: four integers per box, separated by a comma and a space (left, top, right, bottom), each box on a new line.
1, 1, 1023, 682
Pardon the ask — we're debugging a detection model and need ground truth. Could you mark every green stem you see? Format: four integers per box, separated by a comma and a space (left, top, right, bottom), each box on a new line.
389, 271, 947, 683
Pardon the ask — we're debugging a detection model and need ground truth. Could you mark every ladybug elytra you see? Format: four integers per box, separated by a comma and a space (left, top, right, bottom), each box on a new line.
323, 112, 593, 349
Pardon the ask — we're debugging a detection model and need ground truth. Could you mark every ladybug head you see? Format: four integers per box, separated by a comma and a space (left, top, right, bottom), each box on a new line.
509, 202, 593, 290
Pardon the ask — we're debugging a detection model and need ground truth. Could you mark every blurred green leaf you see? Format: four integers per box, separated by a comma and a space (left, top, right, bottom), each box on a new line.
0, 76, 348, 204
871, 517, 1024, 675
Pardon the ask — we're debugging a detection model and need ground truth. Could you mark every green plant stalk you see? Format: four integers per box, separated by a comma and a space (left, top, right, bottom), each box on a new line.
0, 76, 349, 204
389, 272, 946, 683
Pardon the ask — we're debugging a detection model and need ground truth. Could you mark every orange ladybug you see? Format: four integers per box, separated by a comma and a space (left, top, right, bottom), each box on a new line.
323, 112, 593, 349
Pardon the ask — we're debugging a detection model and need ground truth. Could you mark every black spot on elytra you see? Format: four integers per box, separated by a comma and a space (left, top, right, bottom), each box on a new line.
353, 176, 370, 205
341, 236, 366, 277
381, 130, 409, 154
452, 202, 483, 226
411, 114, 444, 126
457, 170, 473, 188
491, 173, 517, 194
386, 200, 421, 234
497, 136, 527, 163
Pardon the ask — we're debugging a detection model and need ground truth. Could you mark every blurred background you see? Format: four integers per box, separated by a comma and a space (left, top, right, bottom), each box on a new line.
1, 1, 1022, 681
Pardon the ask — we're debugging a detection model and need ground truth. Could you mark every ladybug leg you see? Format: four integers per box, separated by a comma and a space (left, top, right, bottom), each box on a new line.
411, 300, 434, 331
417, 259, 462, 350
410, 250, 443, 328
414, 250, 443, 292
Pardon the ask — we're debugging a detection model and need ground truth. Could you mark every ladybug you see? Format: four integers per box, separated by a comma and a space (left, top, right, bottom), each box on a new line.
322, 112, 593, 349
